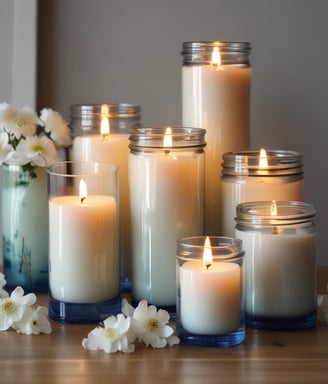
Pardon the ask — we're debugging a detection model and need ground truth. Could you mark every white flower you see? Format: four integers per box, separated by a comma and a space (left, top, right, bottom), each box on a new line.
0, 103, 17, 133
82, 314, 135, 353
0, 132, 14, 164
0, 286, 36, 331
40, 108, 72, 147
13, 306, 52, 335
131, 300, 179, 348
10, 135, 58, 167
0, 273, 8, 299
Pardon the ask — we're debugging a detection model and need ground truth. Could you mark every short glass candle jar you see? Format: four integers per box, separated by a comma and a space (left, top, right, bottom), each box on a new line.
235, 200, 316, 330
176, 236, 245, 347
47, 161, 120, 323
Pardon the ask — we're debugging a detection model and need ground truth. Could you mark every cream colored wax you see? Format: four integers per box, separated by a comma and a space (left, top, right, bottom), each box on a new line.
49, 195, 119, 303
182, 65, 251, 234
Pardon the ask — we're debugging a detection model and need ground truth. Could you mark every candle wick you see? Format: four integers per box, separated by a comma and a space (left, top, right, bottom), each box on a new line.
101, 134, 108, 142
164, 149, 170, 155
81, 197, 86, 204
205, 263, 211, 271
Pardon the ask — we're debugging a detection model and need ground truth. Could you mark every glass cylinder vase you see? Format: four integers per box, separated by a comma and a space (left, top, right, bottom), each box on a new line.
221, 149, 304, 237
2, 164, 49, 292
182, 41, 252, 235
235, 200, 316, 330
176, 236, 245, 347
47, 161, 120, 323
70, 103, 141, 291
129, 127, 205, 311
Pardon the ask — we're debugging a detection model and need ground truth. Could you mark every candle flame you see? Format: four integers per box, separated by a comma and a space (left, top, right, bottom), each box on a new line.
100, 117, 110, 137
163, 126, 173, 151
80, 179, 87, 204
271, 200, 277, 216
259, 148, 268, 168
211, 47, 221, 66
203, 236, 213, 270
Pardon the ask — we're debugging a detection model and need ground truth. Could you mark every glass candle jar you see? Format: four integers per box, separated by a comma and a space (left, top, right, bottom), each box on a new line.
129, 127, 205, 310
176, 236, 245, 347
181, 41, 251, 235
221, 149, 304, 237
47, 161, 120, 323
235, 200, 316, 330
70, 103, 141, 291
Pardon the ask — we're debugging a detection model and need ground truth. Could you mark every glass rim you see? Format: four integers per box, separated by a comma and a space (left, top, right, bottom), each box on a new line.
47, 161, 118, 178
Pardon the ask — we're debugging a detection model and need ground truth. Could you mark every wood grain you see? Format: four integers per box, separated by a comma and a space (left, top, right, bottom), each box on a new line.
1, 267, 328, 384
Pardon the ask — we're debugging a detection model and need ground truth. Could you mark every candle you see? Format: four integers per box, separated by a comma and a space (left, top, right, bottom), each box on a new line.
182, 41, 251, 234
71, 107, 132, 286
176, 236, 245, 347
235, 201, 316, 329
49, 181, 119, 304
129, 127, 205, 307
221, 149, 304, 237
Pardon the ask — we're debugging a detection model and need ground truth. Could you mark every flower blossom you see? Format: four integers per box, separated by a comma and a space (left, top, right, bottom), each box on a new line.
0, 286, 36, 331
126, 299, 180, 348
13, 306, 52, 335
82, 314, 135, 353
0, 132, 14, 163
10, 135, 58, 167
40, 108, 72, 147
0, 103, 17, 133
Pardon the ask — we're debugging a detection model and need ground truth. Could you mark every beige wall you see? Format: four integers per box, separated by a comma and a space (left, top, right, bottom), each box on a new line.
37, 0, 328, 265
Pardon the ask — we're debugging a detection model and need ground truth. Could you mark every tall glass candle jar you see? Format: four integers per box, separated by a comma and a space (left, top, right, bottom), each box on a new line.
235, 200, 316, 330
47, 161, 120, 323
221, 149, 304, 237
182, 41, 251, 235
70, 103, 141, 291
129, 127, 205, 310
176, 236, 245, 347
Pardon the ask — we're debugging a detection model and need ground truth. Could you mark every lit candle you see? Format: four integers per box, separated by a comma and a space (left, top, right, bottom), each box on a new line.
179, 236, 242, 335
235, 201, 316, 329
71, 106, 131, 284
129, 127, 205, 307
49, 178, 119, 303
221, 149, 304, 237
182, 41, 251, 234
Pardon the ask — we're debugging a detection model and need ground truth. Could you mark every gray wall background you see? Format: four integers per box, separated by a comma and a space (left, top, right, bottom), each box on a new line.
4, 0, 328, 265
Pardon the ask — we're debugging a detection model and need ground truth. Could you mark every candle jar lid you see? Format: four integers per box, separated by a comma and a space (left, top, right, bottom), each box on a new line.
222, 150, 303, 177
181, 41, 251, 66
70, 103, 141, 136
129, 127, 206, 152
236, 201, 316, 230
177, 236, 244, 262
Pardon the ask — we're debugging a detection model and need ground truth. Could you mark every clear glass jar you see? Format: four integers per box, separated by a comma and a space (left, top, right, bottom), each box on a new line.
181, 41, 252, 235
129, 127, 205, 309
235, 200, 316, 330
176, 236, 245, 347
221, 149, 304, 237
70, 103, 141, 136
70, 103, 141, 291
47, 161, 120, 323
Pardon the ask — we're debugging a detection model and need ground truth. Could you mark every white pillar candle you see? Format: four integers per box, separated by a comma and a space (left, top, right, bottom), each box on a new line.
180, 260, 241, 335
182, 41, 251, 234
49, 194, 119, 303
235, 201, 316, 321
129, 127, 205, 306
72, 129, 131, 282
222, 150, 304, 237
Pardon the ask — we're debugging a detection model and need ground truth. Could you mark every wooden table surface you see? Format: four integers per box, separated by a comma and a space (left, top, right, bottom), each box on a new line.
1, 267, 328, 384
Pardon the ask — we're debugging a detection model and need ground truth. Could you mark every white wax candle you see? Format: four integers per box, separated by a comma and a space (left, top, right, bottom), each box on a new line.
182, 65, 251, 234
222, 177, 304, 237
179, 261, 241, 335
235, 229, 316, 318
49, 195, 119, 303
72, 134, 131, 279
129, 151, 203, 306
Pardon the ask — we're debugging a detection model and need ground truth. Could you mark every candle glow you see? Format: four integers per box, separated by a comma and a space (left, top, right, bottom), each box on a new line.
79, 179, 87, 204
163, 127, 173, 148
259, 148, 268, 168
203, 236, 212, 270
211, 47, 221, 66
